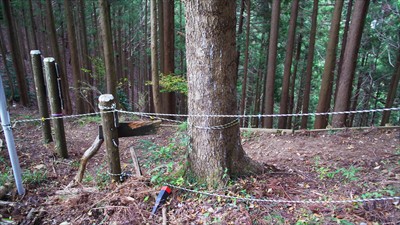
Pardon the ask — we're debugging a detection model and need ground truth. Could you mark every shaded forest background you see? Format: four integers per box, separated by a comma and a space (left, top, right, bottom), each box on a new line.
0, 0, 399, 129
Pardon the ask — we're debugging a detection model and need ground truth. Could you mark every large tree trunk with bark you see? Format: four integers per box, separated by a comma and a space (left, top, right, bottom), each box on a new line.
263, 0, 280, 128
332, 0, 370, 127
314, 0, 344, 129
185, 0, 263, 188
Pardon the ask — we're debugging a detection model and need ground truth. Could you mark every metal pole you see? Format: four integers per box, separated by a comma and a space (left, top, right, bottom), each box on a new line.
0, 73, 25, 195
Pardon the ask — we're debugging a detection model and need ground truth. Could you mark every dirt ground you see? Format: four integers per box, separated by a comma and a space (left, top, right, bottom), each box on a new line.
0, 106, 399, 225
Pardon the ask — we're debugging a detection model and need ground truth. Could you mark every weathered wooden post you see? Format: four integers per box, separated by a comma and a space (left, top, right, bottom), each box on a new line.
99, 94, 121, 182
30, 50, 53, 143
44, 58, 68, 158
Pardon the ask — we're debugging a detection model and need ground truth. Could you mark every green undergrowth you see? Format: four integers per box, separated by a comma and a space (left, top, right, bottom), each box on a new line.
135, 123, 190, 187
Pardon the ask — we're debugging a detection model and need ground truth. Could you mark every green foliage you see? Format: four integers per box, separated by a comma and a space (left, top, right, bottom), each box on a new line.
0, 171, 11, 187
75, 116, 102, 126
158, 73, 188, 95
313, 157, 360, 182
22, 170, 47, 185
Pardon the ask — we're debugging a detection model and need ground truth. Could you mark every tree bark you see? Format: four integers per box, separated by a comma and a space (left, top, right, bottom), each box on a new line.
46, 0, 72, 114
2, 0, 29, 106
162, 0, 175, 114
263, 0, 280, 128
99, 0, 118, 107
314, 0, 344, 129
332, 0, 370, 127
287, 33, 302, 129
300, 0, 318, 129
278, 0, 299, 129
78, 0, 94, 112
334, 0, 353, 105
381, 51, 400, 126
151, 0, 161, 113
64, 0, 85, 113
185, 0, 263, 188
240, 0, 251, 127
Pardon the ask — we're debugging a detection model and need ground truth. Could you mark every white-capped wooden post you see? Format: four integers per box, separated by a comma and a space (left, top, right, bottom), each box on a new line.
30, 50, 53, 143
44, 57, 68, 158
99, 94, 121, 182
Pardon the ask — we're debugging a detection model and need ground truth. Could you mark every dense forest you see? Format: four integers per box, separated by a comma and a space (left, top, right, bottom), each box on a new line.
0, 0, 399, 129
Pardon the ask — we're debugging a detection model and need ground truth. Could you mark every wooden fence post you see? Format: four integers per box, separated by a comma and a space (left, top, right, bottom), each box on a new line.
99, 94, 121, 182
44, 57, 68, 158
30, 50, 53, 143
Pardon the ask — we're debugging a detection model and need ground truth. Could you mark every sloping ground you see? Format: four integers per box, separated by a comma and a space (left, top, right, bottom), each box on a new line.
0, 106, 399, 224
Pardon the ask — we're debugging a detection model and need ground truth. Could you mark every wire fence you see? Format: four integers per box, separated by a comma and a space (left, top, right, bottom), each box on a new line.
11, 107, 400, 125
8, 106, 400, 205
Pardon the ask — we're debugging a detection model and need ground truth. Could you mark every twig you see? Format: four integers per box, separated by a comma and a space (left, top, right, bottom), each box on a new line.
162, 207, 167, 225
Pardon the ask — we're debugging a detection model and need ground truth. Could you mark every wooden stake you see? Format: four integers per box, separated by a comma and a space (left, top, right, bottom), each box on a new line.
129, 147, 142, 176
99, 94, 121, 182
30, 50, 53, 143
44, 57, 68, 158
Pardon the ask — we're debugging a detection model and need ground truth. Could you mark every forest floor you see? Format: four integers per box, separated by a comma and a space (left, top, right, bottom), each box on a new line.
0, 105, 399, 225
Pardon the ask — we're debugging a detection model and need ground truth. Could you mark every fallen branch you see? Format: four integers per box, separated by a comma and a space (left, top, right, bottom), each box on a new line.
73, 135, 104, 184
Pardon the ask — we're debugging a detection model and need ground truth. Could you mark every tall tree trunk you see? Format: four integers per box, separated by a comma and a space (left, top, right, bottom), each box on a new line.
332, 0, 370, 127
263, 0, 280, 128
151, 0, 161, 113
64, 0, 85, 113
334, 0, 353, 105
278, 0, 300, 129
287, 33, 302, 129
0, 26, 14, 103
78, 0, 94, 112
240, 0, 251, 126
2, 0, 29, 106
98, 0, 118, 106
186, 0, 263, 188
300, 0, 318, 129
46, 0, 72, 114
381, 51, 400, 126
158, 0, 164, 74
28, 0, 38, 50
162, 0, 175, 114
314, 0, 344, 129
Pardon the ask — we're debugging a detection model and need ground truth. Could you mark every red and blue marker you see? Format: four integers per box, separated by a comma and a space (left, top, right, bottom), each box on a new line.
151, 186, 172, 214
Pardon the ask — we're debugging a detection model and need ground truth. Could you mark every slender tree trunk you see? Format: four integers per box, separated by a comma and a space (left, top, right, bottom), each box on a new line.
2, 0, 29, 106
263, 0, 280, 128
158, 0, 164, 74
287, 33, 302, 129
28, 0, 38, 50
332, 0, 370, 127
99, 0, 118, 106
240, 0, 251, 126
46, 0, 72, 114
151, 0, 161, 113
64, 0, 85, 113
0, 26, 14, 102
381, 51, 400, 126
78, 0, 94, 112
314, 0, 344, 129
278, 0, 299, 129
162, 0, 175, 114
186, 0, 263, 188
300, 0, 318, 129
